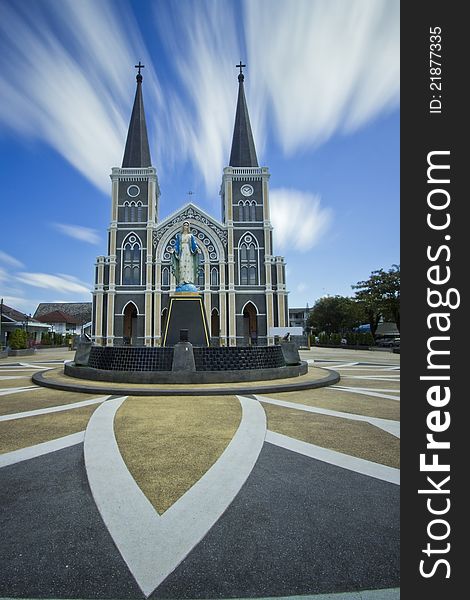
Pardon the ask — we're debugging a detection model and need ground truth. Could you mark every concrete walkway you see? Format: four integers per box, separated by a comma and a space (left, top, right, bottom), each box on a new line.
0, 347, 400, 599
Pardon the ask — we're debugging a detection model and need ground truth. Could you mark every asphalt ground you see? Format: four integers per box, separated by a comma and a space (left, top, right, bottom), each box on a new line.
0, 347, 400, 599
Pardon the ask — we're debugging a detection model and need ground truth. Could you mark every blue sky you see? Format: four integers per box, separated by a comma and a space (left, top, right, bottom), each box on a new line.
0, 0, 399, 315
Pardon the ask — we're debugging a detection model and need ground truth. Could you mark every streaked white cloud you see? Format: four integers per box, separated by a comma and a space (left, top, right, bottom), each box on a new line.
0, 0, 398, 199
15, 272, 91, 295
0, 294, 39, 312
156, 0, 398, 192
0, 0, 161, 195
0, 250, 24, 269
244, 0, 400, 152
270, 188, 333, 251
154, 1, 247, 192
52, 223, 100, 245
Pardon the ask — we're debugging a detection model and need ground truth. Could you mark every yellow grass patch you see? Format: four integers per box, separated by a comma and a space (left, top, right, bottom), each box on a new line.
265, 388, 399, 421
115, 395, 241, 513
0, 377, 34, 389
0, 388, 106, 417
0, 405, 98, 454
265, 403, 399, 468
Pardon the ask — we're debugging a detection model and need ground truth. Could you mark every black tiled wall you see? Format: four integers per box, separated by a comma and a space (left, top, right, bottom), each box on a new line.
88, 347, 174, 371
193, 346, 285, 371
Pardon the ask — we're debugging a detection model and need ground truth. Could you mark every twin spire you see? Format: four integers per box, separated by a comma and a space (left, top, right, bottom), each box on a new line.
121, 61, 258, 168
121, 62, 151, 168
229, 62, 259, 167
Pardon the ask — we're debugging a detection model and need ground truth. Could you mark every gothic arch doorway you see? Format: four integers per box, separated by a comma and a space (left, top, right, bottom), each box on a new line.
242, 302, 258, 346
123, 303, 138, 345
211, 308, 220, 340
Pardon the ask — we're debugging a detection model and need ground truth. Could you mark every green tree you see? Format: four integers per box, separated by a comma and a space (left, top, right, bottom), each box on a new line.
307, 295, 365, 335
9, 329, 28, 350
352, 264, 400, 337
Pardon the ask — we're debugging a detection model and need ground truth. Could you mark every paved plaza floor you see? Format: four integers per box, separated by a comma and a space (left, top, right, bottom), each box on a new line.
0, 347, 400, 600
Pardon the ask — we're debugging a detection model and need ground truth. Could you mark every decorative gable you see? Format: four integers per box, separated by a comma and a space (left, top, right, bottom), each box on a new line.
153, 203, 227, 249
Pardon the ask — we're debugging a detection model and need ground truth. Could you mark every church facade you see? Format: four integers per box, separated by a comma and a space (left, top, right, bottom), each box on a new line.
92, 65, 288, 347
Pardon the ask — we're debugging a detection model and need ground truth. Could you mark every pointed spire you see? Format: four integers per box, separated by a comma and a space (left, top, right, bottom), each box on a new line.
229, 62, 259, 167
122, 62, 151, 168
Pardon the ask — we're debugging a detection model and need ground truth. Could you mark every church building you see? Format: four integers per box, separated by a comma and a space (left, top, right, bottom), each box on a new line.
92, 63, 288, 347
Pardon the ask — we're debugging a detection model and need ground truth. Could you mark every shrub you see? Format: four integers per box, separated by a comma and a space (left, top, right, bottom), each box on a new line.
41, 332, 52, 345
357, 332, 374, 346
9, 329, 28, 350
346, 332, 357, 345
53, 333, 64, 345
330, 333, 341, 345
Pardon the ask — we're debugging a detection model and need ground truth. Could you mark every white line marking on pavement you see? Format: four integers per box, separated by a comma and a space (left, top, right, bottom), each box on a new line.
266, 431, 400, 486
340, 375, 400, 382
344, 374, 400, 378
332, 387, 400, 402
334, 386, 399, 394
0, 396, 111, 422
0, 375, 29, 380
322, 362, 360, 370
255, 395, 400, 438
333, 366, 399, 371
85, 394, 266, 597
0, 387, 37, 397
0, 431, 85, 468
0, 367, 40, 372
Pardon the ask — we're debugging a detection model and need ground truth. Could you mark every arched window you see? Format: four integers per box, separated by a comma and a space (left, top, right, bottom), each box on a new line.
137, 202, 143, 222
239, 236, 258, 286
238, 201, 244, 221
211, 267, 219, 286
129, 203, 136, 222
122, 236, 141, 285
124, 202, 130, 222
250, 201, 256, 221
162, 266, 169, 286
132, 266, 140, 284
243, 202, 250, 221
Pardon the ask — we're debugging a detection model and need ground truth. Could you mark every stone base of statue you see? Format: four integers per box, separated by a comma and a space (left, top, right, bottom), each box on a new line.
163, 293, 209, 347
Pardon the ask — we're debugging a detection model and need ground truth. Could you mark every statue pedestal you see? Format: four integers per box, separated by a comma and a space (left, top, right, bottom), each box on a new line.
163, 293, 209, 347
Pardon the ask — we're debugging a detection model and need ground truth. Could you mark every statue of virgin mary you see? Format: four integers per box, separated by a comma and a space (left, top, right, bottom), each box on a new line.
170, 221, 202, 291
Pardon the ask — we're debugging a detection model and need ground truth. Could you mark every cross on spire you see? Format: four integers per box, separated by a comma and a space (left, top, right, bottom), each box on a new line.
236, 61, 246, 82
135, 61, 144, 82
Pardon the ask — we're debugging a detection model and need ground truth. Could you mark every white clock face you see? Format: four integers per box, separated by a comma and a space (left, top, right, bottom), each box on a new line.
240, 184, 254, 197
127, 185, 140, 197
